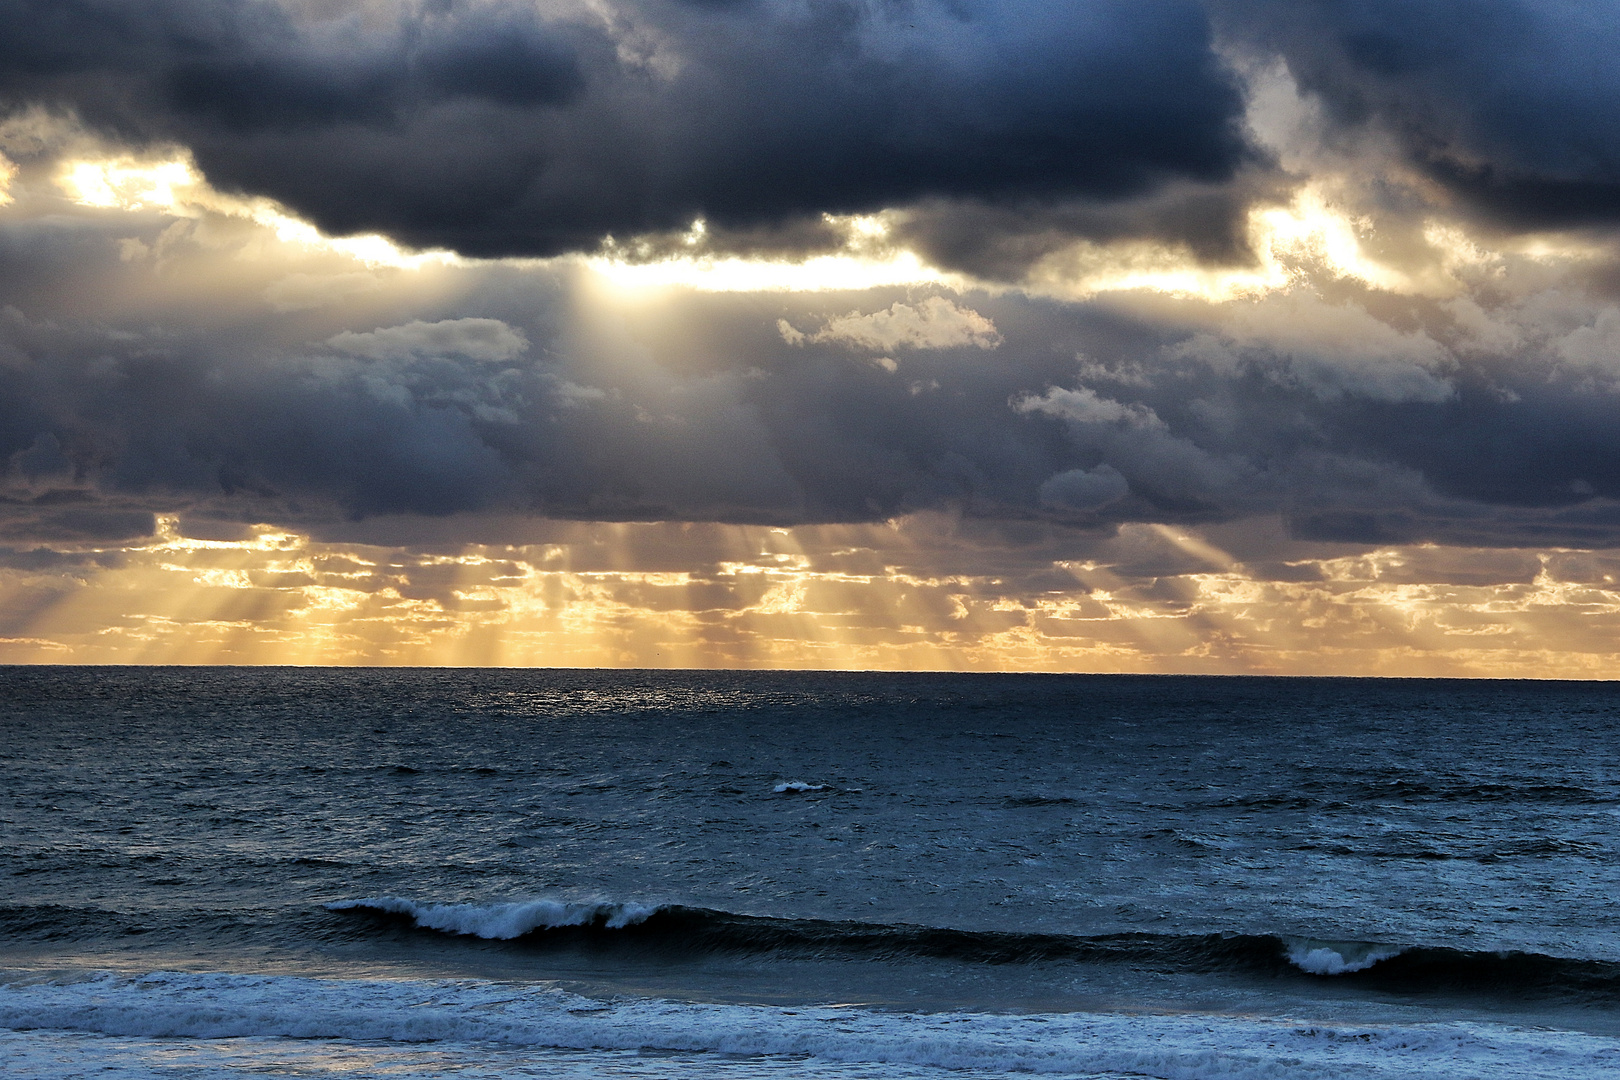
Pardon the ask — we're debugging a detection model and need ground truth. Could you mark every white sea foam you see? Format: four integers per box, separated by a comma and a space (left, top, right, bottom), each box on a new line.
324, 896, 660, 939
1286, 939, 1406, 975
774, 781, 827, 793
0, 1028, 1044, 1080
3, 969, 1620, 1079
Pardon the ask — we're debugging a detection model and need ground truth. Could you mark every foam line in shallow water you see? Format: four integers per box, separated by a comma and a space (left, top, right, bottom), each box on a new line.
0, 1029, 1106, 1080
4, 969, 1620, 1079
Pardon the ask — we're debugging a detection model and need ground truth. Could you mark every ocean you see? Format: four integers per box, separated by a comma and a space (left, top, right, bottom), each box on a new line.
3, 667, 1620, 1078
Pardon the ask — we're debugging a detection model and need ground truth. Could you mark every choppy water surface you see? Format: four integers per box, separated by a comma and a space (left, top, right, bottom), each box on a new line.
3, 668, 1620, 1078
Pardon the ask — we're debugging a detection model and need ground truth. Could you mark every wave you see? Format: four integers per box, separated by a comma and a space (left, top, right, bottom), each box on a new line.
3, 969, 1617, 1080
325, 897, 1620, 1003
11, 896, 1620, 1005
0, 904, 156, 942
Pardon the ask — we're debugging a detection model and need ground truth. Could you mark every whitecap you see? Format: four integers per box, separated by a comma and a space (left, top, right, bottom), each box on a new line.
1285, 938, 1405, 975
324, 896, 659, 939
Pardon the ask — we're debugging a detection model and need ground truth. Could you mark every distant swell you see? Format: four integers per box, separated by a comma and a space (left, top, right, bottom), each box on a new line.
325, 897, 1620, 1004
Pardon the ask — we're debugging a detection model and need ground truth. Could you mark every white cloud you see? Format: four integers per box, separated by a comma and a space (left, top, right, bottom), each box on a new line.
327, 318, 529, 362
1012, 386, 1163, 429
1556, 307, 1620, 377
791, 296, 1001, 352
553, 380, 608, 408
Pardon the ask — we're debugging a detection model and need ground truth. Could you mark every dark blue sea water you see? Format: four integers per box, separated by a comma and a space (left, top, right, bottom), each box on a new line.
3, 668, 1620, 1078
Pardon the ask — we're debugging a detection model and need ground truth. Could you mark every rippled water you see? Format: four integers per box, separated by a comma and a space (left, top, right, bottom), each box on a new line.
4, 668, 1620, 1077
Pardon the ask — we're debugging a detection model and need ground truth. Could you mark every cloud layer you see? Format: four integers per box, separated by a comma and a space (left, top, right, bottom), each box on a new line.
0, 139, 1619, 546
5, 2, 1620, 669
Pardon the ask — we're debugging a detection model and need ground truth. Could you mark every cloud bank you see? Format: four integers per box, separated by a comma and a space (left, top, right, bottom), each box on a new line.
0, 0, 1248, 258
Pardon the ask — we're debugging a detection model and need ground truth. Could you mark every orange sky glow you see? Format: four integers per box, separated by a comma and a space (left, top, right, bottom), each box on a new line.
6, 513, 1620, 676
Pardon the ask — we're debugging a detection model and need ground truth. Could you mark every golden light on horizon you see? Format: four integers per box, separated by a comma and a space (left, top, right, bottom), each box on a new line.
2, 515, 1620, 677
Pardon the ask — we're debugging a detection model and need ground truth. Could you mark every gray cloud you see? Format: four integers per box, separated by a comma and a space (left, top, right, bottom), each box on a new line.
327, 318, 530, 362
0, 504, 156, 542
1216, 0, 1620, 229
1038, 465, 1130, 512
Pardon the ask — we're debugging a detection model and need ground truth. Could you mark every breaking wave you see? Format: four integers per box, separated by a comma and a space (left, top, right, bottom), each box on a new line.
324, 897, 659, 939
1285, 940, 1407, 975
324, 896, 1620, 1003
772, 781, 827, 793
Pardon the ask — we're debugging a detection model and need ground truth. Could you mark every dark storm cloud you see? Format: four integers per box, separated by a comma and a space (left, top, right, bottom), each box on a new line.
888, 177, 1284, 282
0, 0, 1249, 257
0, 0, 583, 127
1217, 0, 1620, 228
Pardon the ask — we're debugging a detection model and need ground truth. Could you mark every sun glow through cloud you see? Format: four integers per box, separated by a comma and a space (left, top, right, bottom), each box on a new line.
3, 515, 1620, 677
56, 153, 463, 270
585, 244, 963, 294
42, 135, 1595, 349
47, 151, 1546, 305
583, 213, 973, 294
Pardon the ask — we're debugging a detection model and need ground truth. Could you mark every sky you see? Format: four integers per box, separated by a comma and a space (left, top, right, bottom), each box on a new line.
4, 0, 1620, 674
